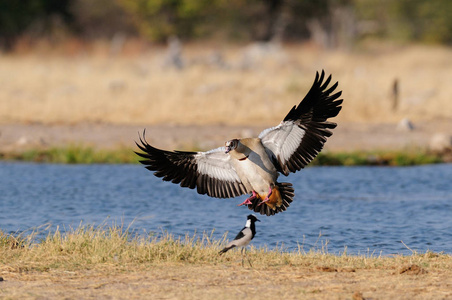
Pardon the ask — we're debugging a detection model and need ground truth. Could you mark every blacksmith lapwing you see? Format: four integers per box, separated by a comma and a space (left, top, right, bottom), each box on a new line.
219, 214, 260, 266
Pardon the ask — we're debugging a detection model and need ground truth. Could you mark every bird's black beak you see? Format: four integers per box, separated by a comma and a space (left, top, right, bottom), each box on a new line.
225, 146, 231, 154
256, 218, 261, 222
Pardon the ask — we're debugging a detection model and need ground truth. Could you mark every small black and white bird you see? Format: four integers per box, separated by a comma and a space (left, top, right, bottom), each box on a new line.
136, 70, 343, 216
219, 214, 260, 266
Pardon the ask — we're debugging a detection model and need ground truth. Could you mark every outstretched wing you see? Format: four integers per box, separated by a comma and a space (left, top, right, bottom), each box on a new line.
136, 131, 249, 198
259, 70, 343, 176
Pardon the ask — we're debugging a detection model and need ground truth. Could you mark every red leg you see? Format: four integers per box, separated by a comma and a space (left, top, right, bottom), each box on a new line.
238, 191, 257, 206
258, 187, 273, 206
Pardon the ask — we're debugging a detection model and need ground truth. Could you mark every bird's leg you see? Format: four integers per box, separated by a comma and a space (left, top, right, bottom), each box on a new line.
258, 186, 273, 206
239, 248, 252, 268
246, 254, 253, 268
245, 248, 253, 268
237, 191, 257, 206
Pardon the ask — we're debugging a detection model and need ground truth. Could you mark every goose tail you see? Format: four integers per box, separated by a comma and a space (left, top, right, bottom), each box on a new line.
247, 182, 294, 216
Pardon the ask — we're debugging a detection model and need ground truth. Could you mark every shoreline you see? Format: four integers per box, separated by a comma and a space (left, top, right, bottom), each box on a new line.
1, 119, 450, 152
1, 121, 450, 165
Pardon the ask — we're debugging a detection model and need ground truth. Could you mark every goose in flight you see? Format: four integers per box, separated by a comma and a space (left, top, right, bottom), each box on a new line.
136, 70, 343, 216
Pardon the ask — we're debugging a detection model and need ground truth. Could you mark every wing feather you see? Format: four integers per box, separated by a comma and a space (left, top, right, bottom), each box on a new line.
259, 70, 343, 175
136, 131, 248, 198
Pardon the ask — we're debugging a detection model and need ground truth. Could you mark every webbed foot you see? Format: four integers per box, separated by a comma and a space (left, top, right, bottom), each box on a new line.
238, 191, 257, 206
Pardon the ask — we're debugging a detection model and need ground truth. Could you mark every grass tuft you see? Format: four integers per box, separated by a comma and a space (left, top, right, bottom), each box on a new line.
0, 230, 27, 249
1, 224, 230, 272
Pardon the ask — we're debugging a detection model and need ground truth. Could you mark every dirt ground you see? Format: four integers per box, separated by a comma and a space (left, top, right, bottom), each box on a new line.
1, 263, 451, 299
1, 119, 451, 154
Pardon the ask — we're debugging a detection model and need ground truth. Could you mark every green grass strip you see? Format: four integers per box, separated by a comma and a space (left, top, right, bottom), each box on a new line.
0, 145, 445, 166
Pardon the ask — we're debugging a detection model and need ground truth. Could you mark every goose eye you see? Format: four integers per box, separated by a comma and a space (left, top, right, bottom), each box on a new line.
226, 140, 235, 147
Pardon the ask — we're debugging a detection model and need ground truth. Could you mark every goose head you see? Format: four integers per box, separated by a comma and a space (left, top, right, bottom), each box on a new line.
225, 139, 239, 154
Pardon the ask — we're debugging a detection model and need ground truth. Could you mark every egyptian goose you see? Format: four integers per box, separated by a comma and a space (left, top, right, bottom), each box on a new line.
136, 70, 343, 216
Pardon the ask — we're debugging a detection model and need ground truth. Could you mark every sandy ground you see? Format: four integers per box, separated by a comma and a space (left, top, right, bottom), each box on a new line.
1, 119, 451, 154
1, 263, 451, 299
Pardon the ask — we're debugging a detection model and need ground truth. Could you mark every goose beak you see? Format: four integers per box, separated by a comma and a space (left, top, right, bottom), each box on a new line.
225, 142, 232, 153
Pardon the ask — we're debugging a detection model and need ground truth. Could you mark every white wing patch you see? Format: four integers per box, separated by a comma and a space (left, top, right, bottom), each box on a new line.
259, 121, 306, 165
195, 147, 241, 182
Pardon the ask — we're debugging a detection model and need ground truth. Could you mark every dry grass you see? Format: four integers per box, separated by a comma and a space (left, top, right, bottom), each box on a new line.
1, 225, 452, 299
1, 43, 451, 127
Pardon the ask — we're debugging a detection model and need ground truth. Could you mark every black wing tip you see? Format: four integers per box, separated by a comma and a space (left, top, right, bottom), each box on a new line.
135, 128, 149, 149
316, 70, 338, 97
283, 70, 342, 122
219, 245, 235, 255
135, 129, 153, 164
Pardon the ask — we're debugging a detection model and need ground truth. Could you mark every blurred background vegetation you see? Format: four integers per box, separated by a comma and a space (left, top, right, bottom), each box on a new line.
0, 0, 451, 51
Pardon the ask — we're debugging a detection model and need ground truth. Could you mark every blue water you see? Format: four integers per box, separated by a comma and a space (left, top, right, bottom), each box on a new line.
1, 162, 451, 255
